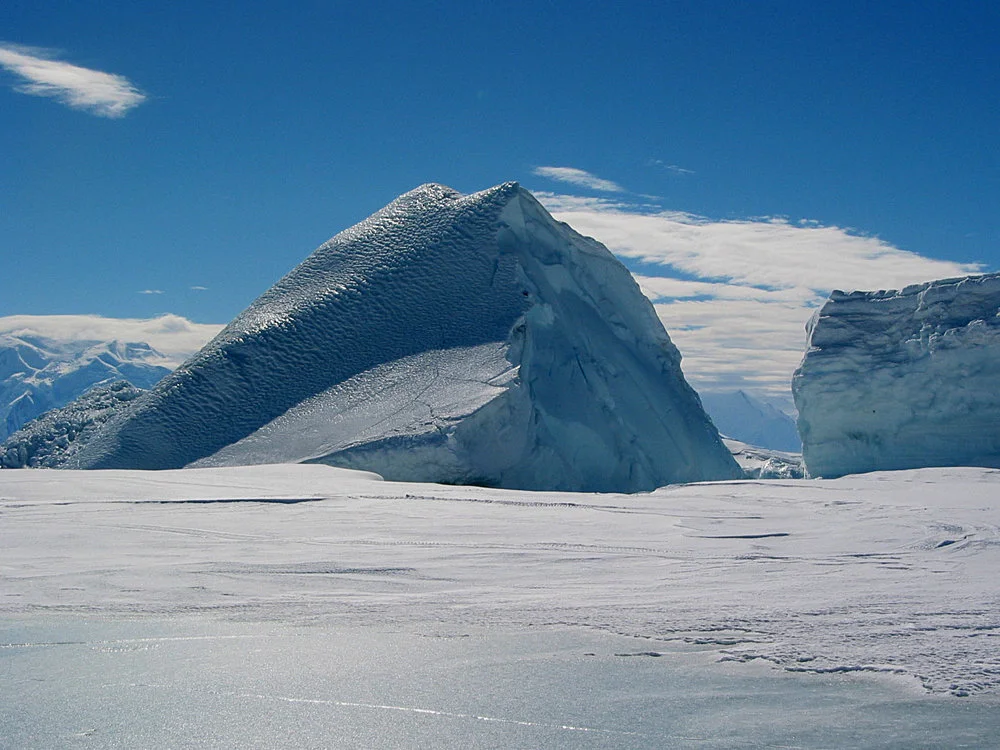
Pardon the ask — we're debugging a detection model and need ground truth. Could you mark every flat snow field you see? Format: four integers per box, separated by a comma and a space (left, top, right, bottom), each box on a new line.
2, 465, 999, 748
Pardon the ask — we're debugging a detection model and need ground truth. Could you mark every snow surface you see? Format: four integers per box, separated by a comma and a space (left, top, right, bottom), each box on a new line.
700, 390, 801, 453
794, 273, 1000, 478
67, 183, 739, 490
2, 465, 998, 700
0, 331, 170, 439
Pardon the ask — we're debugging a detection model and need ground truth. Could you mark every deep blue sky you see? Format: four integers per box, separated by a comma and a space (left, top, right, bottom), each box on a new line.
2, 0, 998, 324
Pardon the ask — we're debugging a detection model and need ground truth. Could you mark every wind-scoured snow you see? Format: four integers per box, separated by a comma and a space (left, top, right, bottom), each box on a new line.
193, 343, 517, 481
2, 464, 998, 699
68, 183, 739, 490
794, 273, 1000, 478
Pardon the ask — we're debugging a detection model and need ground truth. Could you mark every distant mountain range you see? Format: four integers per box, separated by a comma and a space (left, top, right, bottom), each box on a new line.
700, 390, 801, 453
0, 331, 173, 440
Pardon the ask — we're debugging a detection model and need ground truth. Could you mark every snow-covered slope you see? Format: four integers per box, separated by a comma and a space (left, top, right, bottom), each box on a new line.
67, 182, 739, 490
793, 273, 1000, 478
700, 390, 801, 452
0, 330, 172, 440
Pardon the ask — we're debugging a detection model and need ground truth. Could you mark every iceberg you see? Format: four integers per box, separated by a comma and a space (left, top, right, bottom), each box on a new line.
793, 273, 1000, 478
67, 182, 740, 491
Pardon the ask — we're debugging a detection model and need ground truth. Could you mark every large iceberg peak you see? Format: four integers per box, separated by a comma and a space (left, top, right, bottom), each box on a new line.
67, 182, 739, 490
793, 272, 1000, 478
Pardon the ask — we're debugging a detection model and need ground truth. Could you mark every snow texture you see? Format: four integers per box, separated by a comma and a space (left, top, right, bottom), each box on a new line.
0, 380, 144, 468
700, 390, 801, 453
794, 273, 1000, 478
69, 183, 739, 490
2, 464, 998, 698
0, 332, 170, 440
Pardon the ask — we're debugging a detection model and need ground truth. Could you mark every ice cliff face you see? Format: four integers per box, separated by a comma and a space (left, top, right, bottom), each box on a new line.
0, 333, 171, 440
793, 273, 1000, 478
69, 182, 740, 491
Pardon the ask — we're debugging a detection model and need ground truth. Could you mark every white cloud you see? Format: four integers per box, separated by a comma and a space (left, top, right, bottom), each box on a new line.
538, 193, 980, 293
0, 314, 223, 366
531, 166, 625, 193
138, 289, 164, 295
190, 285, 208, 291
649, 159, 695, 175
0, 43, 145, 117
536, 192, 985, 411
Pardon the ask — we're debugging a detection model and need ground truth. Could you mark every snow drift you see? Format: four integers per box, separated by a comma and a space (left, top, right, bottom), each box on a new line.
67, 182, 739, 491
793, 272, 1000, 478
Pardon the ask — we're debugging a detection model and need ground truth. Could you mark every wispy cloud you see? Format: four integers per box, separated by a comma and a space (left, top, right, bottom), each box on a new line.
138, 289, 164, 295
0, 43, 145, 117
537, 192, 985, 410
649, 159, 695, 175
190, 285, 208, 291
539, 194, 978, 292
532, 166, 625, 193
0, 314, 222, 366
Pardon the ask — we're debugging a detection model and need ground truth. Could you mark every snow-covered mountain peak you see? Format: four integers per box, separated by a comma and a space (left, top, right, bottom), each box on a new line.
699, 390, 801, 453
0, 330, 174, 440
225, 181, 523, 341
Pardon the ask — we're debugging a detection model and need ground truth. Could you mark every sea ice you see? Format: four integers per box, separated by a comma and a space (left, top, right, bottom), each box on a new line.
1, 464, 997, 700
